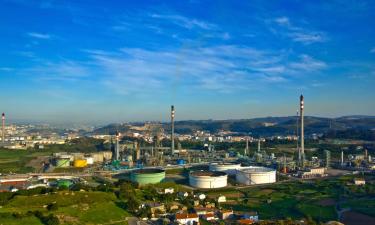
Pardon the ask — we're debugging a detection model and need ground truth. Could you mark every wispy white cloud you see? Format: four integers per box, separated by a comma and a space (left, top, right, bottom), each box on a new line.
274, 17, 290, 26
150, 13, 217, 30
273, 17, 326, 44
81, 46, 327, 95
112, 11, 229, 42
27, 32, 51, 39
16, 44, 327, 96
289, 54, 327, 71
289, 32, 325, 43
27, 61, 91, 82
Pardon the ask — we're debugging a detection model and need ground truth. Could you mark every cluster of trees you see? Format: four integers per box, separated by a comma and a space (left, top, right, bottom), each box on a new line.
34, 137, 111, 153
324, 128, 375, 141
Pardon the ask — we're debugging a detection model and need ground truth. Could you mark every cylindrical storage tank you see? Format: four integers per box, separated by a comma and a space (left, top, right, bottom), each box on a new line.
189, 171, 228, 189
73, 159, 87, 168
235, 166, 276, 185
72, 153, 84, 160
85, 157, 94, 165
209, 162, 242, 175
57, 179, 73, 188
55, 158, 70, 168
130, 168, 165, 185
92, 153, 104, 163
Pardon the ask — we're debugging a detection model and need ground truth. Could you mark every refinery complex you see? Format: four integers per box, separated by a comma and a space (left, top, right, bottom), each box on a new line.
1, 95, 373, 189
0, 95, 374, 225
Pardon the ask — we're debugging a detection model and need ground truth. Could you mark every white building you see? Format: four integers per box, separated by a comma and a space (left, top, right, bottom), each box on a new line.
217, 195, 226, 203
354, 178, 366, 185
195, 193, 206, 200
164, 188, 174, 194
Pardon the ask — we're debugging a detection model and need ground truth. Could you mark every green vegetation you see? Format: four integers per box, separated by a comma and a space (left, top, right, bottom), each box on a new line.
342, 198, 375, 217
204, 175, 375, 223
0, 149, 42, 173
0, 190, 130, 224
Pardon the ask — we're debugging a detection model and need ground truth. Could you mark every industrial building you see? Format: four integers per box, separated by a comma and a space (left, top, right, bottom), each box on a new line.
189, 171, 228, 189
298, 167, 326, 179
130, 168, 166, 185
235, 166, 276, 185
209, 162, 242, 175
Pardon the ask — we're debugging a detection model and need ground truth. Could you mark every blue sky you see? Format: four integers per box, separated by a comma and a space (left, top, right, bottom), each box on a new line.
0, 0, 374, 124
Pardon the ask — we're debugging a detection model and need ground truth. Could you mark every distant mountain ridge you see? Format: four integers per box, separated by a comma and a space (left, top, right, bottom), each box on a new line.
91, 115, 375, 138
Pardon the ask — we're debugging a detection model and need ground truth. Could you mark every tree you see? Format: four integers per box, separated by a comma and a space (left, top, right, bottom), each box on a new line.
126, 196, 140, 213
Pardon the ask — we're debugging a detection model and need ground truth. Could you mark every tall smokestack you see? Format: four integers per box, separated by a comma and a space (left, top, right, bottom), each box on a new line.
300, 95, 305, 168
257, 139, 260, 152
341, 150, 344, 166
136, 141, 140, 161
171, 105, 175, 155
245, 137, 249, 156
2, 113, 5, 144
115, 132, 120, 161
296, 110, 300, 167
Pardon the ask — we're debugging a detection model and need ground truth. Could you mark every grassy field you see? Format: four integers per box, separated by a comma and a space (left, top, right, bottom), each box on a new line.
1, 191, 130, 224
0, 149, 37, 173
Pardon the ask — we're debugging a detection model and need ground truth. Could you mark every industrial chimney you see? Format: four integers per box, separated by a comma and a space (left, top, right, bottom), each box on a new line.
171, 105, 175, 155
300, 95, 305, 168
115, 132, 120, 161
245, 137, 249, 156
1, 113, 5, 144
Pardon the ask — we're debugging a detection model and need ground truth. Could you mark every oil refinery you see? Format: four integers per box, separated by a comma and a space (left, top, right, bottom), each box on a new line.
189, 171, 228, 189
235, 166, 276, 185
130, 168, 166, 185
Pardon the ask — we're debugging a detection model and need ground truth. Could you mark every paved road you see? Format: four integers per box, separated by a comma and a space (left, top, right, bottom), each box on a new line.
127, 217, 148, 225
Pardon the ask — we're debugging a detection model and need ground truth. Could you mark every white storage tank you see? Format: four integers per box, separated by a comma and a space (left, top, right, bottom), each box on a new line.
189, 171, 228, 189
236, 166, 276, 185
85, 157, 94, 165
209, 162, 242, 175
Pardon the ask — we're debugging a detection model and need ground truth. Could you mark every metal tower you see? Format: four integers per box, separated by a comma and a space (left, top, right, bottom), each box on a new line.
324, 150, 331, 169
171, 105, 175, 155
115, 132, 120, 161
341, 150, 344, 166
300, 95, 305, 168
245, 137, 249, 156
296, 110, 300, 166
1, 113, 5, 144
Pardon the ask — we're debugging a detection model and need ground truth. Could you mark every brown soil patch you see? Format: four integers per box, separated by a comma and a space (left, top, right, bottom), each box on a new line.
260, 189, 274, 194
342, 211, 375, 225
56, 214, 79, 223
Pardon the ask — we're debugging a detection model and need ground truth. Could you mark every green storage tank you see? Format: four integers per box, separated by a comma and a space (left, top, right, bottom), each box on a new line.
57, 179, 73, 188
56, 158, 70, 167
130, 168, 165, 185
